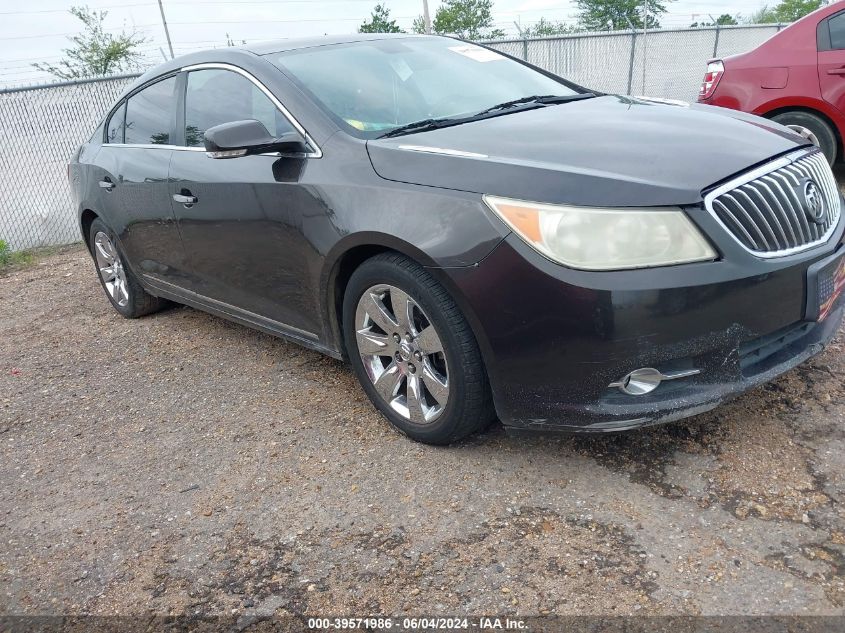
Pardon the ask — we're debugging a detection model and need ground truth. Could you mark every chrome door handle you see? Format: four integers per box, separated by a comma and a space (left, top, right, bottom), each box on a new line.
98, 179, 115, 191
172, 193, 198, 205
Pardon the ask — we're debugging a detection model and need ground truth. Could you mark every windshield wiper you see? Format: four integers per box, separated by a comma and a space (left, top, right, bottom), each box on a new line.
379, 118, 460, 139
378, 92, 596, 139
472, 93, 595, 117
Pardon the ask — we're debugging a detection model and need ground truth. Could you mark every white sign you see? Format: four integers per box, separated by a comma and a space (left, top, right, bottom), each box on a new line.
448, 45, 505, 63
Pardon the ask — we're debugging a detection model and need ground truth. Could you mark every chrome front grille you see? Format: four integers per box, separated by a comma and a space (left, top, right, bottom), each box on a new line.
705, 149, 841, 257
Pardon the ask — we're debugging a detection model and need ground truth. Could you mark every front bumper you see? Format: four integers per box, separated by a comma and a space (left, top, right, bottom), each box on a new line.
443, 217, 845, 433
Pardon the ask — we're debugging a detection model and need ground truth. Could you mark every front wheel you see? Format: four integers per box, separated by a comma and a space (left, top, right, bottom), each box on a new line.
343, 253, 495, 444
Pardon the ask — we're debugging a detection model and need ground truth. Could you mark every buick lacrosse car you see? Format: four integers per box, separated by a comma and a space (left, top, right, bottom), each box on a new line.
70, 34, 845, 444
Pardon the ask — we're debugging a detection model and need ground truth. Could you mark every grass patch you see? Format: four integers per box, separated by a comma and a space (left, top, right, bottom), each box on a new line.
0, 240, 36, 273
0, 241, 84, 275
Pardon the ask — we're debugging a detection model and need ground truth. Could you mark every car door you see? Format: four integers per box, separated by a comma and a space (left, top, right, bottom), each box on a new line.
90, 74, 191, 286
168, 65, 325, 337
818, 10, 845, 111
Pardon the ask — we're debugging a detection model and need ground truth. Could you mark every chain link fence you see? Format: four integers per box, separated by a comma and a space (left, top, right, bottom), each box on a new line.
1, 25, 782, 252
483, 24, 782, 99
0, 75, 138, 251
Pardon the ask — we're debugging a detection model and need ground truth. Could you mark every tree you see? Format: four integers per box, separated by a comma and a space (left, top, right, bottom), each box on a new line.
520, 17, 578, 37
745, 4, 778, 23
416, 0, 505, 40
359, 3, 404, 33
773, 0, 822, 22
576, 0, 671, 31
691, 14, 739, 27
33, 5, 146, 79
411, 15, 427, 33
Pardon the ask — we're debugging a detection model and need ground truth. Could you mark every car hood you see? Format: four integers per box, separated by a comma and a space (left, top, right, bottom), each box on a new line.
366, 95, 810, 207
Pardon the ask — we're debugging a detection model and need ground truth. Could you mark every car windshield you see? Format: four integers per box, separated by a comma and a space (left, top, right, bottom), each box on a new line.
268, 37, 580, 138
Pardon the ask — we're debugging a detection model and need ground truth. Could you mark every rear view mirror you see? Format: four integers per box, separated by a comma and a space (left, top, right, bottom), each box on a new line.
204, 119, 310, 158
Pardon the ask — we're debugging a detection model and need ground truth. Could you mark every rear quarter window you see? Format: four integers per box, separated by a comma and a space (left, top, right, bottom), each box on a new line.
105, 102, 126, 143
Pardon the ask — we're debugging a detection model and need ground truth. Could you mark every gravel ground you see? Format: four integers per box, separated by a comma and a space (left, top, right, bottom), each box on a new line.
1, 222, 845, 619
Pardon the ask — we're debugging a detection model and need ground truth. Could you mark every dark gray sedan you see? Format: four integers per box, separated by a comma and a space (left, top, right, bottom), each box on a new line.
70, 34, 845, 444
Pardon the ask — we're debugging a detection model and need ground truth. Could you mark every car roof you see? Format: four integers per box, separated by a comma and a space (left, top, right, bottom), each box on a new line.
246, 33, 437, 56
118, 33, 449, 105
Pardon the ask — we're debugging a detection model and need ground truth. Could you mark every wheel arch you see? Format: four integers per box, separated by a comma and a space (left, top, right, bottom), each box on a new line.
758, 102, 843, 159
320, 233, 495, 373
320, 234, 437, 358
80, 209, 99, 254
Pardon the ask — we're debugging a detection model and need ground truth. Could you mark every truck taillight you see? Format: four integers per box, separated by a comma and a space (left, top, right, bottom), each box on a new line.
699, 61, 724, 100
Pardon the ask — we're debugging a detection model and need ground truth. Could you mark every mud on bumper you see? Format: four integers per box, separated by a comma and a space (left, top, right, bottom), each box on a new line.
508, 304, 844, 434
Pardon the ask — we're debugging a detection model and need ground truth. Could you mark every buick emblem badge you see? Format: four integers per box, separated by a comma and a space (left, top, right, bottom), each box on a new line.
802, 179, 826, 224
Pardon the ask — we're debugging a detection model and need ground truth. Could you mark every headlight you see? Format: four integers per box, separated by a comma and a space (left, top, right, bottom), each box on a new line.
483, 195, 717, 271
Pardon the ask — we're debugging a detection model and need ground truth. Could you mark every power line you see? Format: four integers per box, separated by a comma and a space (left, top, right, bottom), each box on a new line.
0, 3, 155, 15
0, 38, 231, 63
0, 27, 157, 41
165, 16, 416, 24
0, 12, 423, 40
0, 0, 379, 15
0, 8, 758, 44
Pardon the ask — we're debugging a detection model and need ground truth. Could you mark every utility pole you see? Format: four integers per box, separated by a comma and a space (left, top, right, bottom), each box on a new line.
157, 0, 175, 60
641, 0, 648, 95
422, 0, 432, 34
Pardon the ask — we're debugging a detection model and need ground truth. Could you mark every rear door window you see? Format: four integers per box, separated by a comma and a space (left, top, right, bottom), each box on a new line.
183, 68, 294, 147
828, 13, 845, 50
124, 76, 177, 145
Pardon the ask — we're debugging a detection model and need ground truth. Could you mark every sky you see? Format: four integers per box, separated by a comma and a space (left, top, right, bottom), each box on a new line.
0, 0, 774, 87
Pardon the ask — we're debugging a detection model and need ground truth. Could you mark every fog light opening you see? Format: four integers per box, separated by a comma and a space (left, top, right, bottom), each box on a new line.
609, 367, 701, 396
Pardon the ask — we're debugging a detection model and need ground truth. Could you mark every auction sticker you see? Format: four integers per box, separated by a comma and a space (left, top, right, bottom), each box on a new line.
448, 44, 505, 62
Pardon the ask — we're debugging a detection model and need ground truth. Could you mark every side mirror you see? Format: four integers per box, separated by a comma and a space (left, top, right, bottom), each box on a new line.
203, 119, 310, 158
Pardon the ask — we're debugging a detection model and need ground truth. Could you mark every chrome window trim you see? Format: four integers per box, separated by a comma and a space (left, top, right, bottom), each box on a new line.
104, 143, 205, 152
101, 144, 295, 160
180, 62, 322, 158
703, 148, 842, 259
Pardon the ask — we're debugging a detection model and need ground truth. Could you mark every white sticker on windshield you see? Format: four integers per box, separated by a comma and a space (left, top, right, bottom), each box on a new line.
448, 45, 505, 62
389, 57, 413, 81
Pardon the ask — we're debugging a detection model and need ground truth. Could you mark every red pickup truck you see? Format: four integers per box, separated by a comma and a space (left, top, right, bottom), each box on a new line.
699, 2, 845, 164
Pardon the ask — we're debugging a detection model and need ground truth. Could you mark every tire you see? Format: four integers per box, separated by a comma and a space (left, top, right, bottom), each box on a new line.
343, 252, 495, 445
772, 111, 838, 165
89, 218, 167, 318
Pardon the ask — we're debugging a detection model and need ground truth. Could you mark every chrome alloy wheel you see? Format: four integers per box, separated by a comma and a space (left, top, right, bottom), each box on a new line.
355, 284, 449, 424
93, 231, 129, 307
786, 124, 821, 148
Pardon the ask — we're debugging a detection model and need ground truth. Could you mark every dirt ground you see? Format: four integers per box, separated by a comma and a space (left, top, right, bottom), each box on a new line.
1, 228, 845, 620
